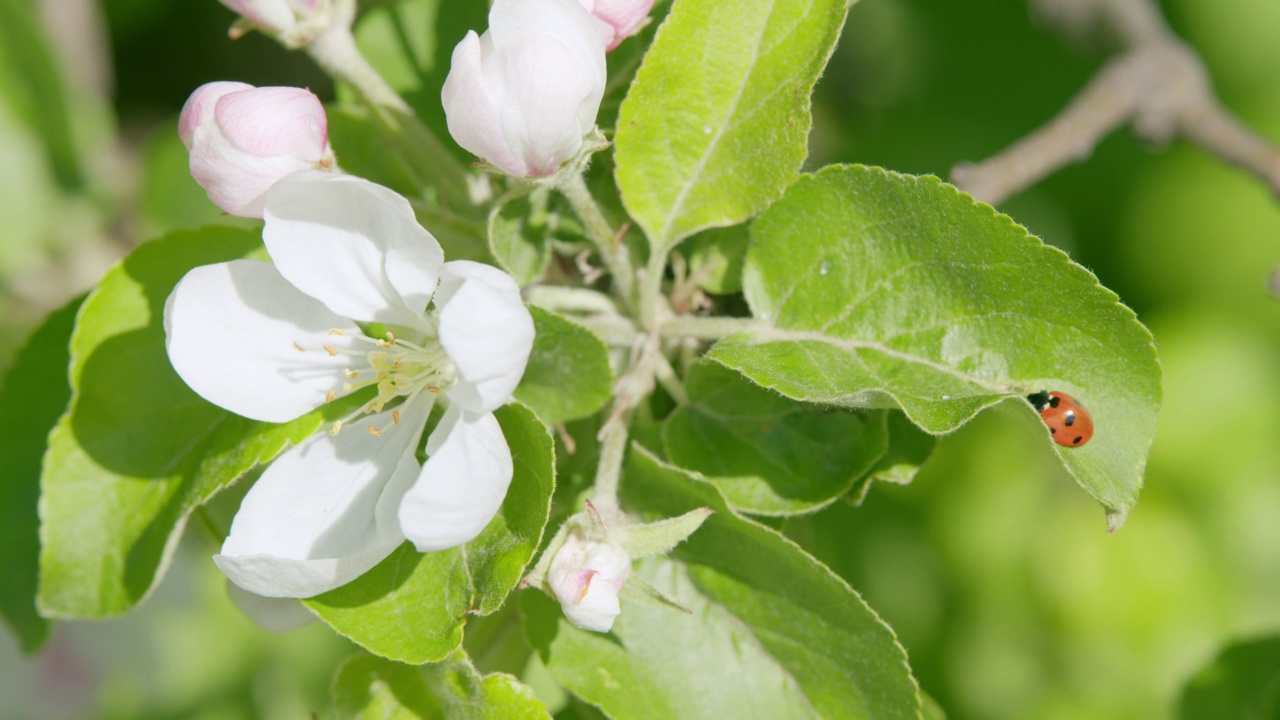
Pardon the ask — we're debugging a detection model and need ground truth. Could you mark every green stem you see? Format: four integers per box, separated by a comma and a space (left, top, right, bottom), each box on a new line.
557, 172, 635, 306
639, 250, 668, 332
591, 410, 632, 515
661, 315, 762, 341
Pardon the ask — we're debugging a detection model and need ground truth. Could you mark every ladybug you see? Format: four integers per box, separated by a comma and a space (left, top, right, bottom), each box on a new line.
1027, 390, 1094, 447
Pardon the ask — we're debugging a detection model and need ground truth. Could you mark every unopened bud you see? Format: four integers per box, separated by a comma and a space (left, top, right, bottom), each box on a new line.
179, 82, 335, 218
547, 532, 631, 632
577, 0, 654, 51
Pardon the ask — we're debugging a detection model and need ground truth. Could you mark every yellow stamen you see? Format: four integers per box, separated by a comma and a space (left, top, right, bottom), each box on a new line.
344, 369, 360, 379
428, 386, 442, 394
392, 409, 401, 425
328, 329, 347, 336
292, 341, 305, 352
330, 420, 344, 436
323, 344, 339, 357
325, 390, 337, 403
367, 426, 382, 437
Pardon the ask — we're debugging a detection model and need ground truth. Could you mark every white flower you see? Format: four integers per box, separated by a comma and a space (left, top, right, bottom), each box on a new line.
221, 0, 331, 45
164, 170, 535, 598
179, 82, 335, 219
577, 0, 653, 51
441, 0, 607, 177
547, 532, 631, 632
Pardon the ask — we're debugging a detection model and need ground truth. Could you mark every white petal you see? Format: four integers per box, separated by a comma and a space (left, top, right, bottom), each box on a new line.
225, 581, 317, 633
441, 31, 523, 176
436, 261, 535, 414
214, 86, 329, 161
563, 573, 622, 632
491, 0, 607, 74
188, 127, 317, 218
263, 171, 444, 329
488, 0, 606, 175
179, 81, 253, 148
398, 405, 513, 552
164, 259, 359, 422
492, 34, 599, 176
215, 396, 433, 598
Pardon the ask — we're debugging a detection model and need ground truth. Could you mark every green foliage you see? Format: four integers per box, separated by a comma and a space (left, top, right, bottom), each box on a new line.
614, 0, 849, 253
307, 403, 554, 664
524, 447, 921, 720
1178, 636, 1280, 719
351, 0, 488, 165
685, 223, 750, 295
711, 165, 1161, 526
515, 308, 614, 427
663, 361, 887, 515
332, 652, 550, 719
489, 190, 555, 287
867, 411, 937, 486
0, 297, 80, 653
37, 228, 362, 618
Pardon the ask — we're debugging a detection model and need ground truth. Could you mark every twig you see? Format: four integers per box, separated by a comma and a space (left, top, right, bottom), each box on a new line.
952, 0, 1280, 204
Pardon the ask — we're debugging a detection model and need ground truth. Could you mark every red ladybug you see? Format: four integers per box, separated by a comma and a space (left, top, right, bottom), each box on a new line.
1027, 391, 1094, 447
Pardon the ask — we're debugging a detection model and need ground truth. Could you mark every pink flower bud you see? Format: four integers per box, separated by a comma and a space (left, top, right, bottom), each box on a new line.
179, 82, 334, 218
220, 0, 327, 42
548, 534, 631, 632
441, 0, 607, 178
578, 0, 653, 51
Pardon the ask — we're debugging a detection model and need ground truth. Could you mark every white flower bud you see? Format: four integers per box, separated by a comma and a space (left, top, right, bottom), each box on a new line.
577, 0, 653, 51
548, 533, 632, 632
441, 0, 607, 177
221, 0, 330, 45
178, 82, 335, 218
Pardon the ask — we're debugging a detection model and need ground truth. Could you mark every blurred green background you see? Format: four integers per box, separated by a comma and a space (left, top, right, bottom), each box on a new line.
2, 0, 1278, 718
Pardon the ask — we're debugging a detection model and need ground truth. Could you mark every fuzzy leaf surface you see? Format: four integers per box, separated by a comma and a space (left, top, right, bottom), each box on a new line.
709, 165, 1161, 526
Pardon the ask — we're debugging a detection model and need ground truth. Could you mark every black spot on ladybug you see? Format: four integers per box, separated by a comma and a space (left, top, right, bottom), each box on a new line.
1073, 436, 1083, 444
1049, 396, 1060, 408
1050, 427, 1056, 434
1064, 412, 1076, 426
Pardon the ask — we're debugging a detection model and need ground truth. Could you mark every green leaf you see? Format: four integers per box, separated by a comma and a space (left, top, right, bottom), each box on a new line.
488, 190, 554, 287
514, 308, 613, 426
614, 0, 849, 254
525, 446, 921, 720
867, 411, 936, 486
663, 361, 888, 515
307, 402, 555, 664
709, 165, 1161, 527
686, 223, 750, 295
37, 227, 362, 618
0, 297, 80, 652
332, 651, 550, 719
844, 411, 937, 507
1178, 636, 1280, 719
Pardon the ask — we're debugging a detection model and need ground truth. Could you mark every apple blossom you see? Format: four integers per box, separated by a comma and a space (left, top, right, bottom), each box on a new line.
220, 0, 331, 46
547, 532, 632, 632
441, 0, 607, 178
164, 170, 535, 598
577, 0, 654, 51
179, 82, 335, 219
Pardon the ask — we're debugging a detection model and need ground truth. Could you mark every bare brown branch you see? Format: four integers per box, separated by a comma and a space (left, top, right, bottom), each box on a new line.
952, 0, 1280, 205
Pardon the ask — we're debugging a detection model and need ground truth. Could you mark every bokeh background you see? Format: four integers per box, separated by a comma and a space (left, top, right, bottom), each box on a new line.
2, 0, 1279, 718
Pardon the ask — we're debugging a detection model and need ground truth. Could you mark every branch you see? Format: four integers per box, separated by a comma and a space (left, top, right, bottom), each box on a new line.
952, 0, 1280, 205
